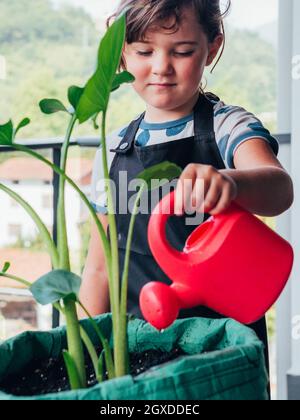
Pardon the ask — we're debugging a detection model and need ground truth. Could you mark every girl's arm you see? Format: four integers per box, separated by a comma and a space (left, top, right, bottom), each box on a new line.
78, 214, 110, 319
220, 138, 294, 217
175, 138, 293, 217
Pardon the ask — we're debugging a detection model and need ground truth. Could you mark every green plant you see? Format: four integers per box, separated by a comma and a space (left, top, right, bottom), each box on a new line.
0, 10, 182, 390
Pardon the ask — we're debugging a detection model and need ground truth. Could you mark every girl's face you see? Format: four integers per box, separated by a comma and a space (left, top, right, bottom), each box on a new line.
123, 7, 223, 122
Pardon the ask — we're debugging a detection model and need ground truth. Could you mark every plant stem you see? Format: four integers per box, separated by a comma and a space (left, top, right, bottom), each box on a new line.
53, 301, 65, 314
0, 183, 60, 269
0, 272, 31, 288
118, 184, 146, 375
120, 185, 145, 311
78, 301, 115, 379
63, 296, 86, 389
55, 116, 86, 390
57, 114, 77, 270
63, 350, 83, 390
80, 325, 103, 383
100, 111, 122, 376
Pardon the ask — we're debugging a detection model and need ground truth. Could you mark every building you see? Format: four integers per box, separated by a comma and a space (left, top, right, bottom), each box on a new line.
0, 156, 93, 250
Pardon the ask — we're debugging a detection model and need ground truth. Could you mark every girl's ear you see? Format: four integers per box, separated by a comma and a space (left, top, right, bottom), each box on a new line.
121, 57, 127, 71
121, 44, 128, 70
120, 52, 127, 71
206, 34, 224, 66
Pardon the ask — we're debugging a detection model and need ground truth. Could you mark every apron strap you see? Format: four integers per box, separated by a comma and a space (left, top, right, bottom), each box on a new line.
193, 93, 216, 138
110, 112, 145, 154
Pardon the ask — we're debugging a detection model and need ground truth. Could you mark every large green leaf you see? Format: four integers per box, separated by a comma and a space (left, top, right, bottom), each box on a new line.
76, 13, 127, 123
39, 99, 69, 115
15, 118, 30, 137
68, 85, 84, 110
137, 161, 182, 191
111, 71, 135, 92
0, 120, 13, 145
30, 269, 81, 305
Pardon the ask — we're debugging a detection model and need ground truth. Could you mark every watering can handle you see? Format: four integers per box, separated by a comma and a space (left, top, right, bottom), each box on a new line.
148, 190, 243, 268
148, 190, 186, 267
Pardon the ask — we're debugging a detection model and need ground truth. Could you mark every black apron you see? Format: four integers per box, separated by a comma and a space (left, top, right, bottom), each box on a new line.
108, 92, 269, 378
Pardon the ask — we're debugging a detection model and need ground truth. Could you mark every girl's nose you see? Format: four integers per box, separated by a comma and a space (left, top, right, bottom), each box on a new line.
152, 53, 174, 76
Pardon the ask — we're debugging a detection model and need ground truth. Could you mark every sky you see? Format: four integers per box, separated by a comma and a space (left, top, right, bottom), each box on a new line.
52, 0, 279, 30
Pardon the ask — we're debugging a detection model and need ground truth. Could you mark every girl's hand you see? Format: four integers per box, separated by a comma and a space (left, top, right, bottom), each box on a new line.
174, 164, 238, 216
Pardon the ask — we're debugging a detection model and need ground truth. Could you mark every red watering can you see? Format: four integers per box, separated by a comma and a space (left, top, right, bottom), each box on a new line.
140, 190, 294, 330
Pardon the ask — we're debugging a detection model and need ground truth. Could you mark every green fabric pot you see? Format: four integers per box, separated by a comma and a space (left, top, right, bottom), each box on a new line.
0, 314, 268, 400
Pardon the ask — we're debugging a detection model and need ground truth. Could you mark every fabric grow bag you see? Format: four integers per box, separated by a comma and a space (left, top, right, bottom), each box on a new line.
0, 314, 268, 400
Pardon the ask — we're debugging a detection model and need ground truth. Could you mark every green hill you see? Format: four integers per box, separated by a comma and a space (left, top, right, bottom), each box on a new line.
0, 0, 276, 138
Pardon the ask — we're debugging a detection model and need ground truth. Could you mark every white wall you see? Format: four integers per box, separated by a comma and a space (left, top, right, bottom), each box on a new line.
0, 180, 90, 251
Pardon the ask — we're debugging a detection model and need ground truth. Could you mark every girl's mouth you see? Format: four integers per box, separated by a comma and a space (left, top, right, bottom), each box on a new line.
149, 84, 177, 88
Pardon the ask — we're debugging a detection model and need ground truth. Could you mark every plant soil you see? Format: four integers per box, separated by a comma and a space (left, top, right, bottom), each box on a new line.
0, 347, 186, 397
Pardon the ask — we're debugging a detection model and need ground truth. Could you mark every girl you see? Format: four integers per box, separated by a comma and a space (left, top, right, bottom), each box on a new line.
79, 0, 294, 386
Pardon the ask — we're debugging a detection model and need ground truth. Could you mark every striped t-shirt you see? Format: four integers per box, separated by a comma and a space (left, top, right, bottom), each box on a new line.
90, 98, 279, 214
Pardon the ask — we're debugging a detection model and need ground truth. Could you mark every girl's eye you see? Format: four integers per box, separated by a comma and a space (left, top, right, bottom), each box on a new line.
174, 51, 195, 56
136, 51, 152, 56
136, 51, 195, 57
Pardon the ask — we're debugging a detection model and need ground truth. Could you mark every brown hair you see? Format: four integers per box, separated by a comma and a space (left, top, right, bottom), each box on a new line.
107, 0, 231, 73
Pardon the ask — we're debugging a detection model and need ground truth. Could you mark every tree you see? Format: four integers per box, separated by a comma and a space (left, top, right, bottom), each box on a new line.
206, 28, 276, 117
0, 0, 277, 138
0, 0, 96, 46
